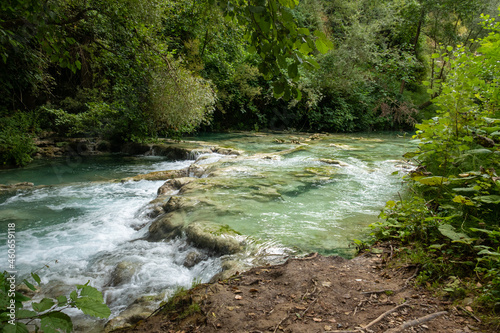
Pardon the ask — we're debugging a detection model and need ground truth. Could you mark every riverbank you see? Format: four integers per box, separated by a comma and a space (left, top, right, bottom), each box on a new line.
114, 244, 497, 333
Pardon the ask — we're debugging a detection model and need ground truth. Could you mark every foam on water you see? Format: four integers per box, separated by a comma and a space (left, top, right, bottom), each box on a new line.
0, 160, 220, 318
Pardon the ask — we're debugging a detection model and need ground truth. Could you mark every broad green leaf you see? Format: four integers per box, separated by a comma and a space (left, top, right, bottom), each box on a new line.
451, 187, 478, 193
297, 28, 310, 35
474, 195, 500, 204
273, 82, 285, 96
452, 195, 475, 206
431, 53, 440, 58
14, 292, 30, 303
303, 59, 319, 69
288, 63, 298, 78
16, 309, 36, 319
299, 42, 313, 54
466, 148, 492, 155
438, 224, 474, 244
32, 298, 55, 312
79, 285, 104, 302
74, 298, 111, 318
477, 249, 500, 257
315, 38, 330, 54
415, 176, 447, 186
41, 312, 73, 333
3, 322, 29, 333
57, 295, 68, 306
70, 290, 78, 302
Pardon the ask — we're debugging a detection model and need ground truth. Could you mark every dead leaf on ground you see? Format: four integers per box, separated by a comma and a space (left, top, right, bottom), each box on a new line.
235, 295, 243, 300
313, 318, 322, 322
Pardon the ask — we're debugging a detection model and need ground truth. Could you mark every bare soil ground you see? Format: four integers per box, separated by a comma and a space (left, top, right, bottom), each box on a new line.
118, 246, 496, 333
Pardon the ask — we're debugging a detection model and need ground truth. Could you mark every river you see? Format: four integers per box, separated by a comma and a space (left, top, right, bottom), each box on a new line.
0, 132, 414, 330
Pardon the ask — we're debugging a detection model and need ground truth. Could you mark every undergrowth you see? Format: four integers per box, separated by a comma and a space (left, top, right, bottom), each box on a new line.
371, 8, 500, 322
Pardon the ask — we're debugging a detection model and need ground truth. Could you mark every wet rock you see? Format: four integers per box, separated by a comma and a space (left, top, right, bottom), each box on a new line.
104, 302, 155, 332
209, 260, 247, 282
107, 261, 140, 287
105, 292, 167, 332
150, 145, 192, 159
319, 158, 349, 167
185, 221, 243, 255
183, 250, 208, 268
121, 168, 188, 182
0, 182, 35, 194
305, 166, 339, 177
163, 195, 200, 213
207, 165, 254, 178
240, 186, 281, 202
329, 143, 359, 150
157, 177, 195, 195
147, 211, 186, 241
187, 163, 209, 177
211, 147, 243, 156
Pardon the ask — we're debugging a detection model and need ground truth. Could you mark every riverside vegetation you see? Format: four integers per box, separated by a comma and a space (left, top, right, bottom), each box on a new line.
1, 0, 500, 331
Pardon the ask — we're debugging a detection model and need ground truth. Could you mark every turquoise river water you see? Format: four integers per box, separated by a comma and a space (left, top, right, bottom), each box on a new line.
0, 132, 415, 330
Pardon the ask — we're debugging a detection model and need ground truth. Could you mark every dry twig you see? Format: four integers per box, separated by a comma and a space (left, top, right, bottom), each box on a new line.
273, 312, 289, 333
362, 302, 412, 330
457, 306, 481, 322
383, 311, 447, 333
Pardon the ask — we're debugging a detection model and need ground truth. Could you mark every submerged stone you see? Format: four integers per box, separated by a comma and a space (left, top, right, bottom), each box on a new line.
319, 158, 349, 167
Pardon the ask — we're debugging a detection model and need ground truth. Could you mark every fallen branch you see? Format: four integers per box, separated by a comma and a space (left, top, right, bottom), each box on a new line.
362, 302, 411, 330
383, 311, 447, 333
457, 306, 481, 323
273, 312, 289, 333
302, 292, 321, 318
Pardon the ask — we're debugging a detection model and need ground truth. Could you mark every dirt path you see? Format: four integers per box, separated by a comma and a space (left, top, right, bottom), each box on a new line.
117, 249, 494, 333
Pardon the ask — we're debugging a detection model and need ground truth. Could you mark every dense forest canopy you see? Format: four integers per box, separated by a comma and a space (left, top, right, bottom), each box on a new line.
1, 0, 499, 166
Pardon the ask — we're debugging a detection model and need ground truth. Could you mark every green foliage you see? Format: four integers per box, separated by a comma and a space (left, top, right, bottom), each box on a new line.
0, 112, 38, 167
148, 60, 216, 136
0, 271, 110, 332
376, 8, 500, 312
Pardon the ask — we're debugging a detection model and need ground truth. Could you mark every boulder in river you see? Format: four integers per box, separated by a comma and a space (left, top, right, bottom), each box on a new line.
107, 261, 140, 287
185, 221, 244, 255
147, 211, 186, 241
